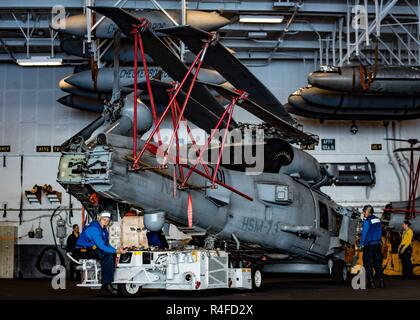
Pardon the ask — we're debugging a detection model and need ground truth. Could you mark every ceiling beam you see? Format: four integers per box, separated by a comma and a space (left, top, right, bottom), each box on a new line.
221, 39, 321, 49
1, 38, 60, 46
0, 0, 416, 16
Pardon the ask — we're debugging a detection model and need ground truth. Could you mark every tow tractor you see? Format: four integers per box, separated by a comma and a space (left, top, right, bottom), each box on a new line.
67, 246, 258, 297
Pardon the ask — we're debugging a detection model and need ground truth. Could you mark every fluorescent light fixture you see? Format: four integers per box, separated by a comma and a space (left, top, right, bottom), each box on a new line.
239, 15, 284, 24
16, 56, 63, 66
248, 31, 268, 39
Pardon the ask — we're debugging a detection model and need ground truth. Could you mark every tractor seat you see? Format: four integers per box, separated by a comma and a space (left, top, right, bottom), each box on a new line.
66, 250, 102, 287
71, 248, 99, 260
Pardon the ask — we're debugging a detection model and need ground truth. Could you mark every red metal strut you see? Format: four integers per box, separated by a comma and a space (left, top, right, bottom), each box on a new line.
132, 45, 206, 169
181, 90, 247, 188
144, 143, 253, 202
168, 89, 211, 178
130, 20, 162, 163
211, 90, 248, 185
128, 26, 253, 201
130, 25, 139, 160
161, 43, 209, 166
408, 157, 420, 218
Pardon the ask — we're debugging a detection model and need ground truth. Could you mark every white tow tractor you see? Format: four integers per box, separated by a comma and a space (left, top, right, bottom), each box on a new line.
68, 247, 257, 296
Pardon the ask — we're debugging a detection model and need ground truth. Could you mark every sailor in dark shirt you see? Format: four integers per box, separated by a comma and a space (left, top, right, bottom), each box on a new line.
66, 224, 80, 281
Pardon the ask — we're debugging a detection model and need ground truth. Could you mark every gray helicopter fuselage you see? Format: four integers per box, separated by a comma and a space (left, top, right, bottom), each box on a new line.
61, 132, 342, 262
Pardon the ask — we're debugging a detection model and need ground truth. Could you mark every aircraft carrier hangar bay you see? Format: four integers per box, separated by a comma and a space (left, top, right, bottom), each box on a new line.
0, 0, 419, 303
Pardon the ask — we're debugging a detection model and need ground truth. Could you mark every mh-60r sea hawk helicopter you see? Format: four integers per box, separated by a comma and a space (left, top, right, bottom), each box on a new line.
56, 7, 360, 289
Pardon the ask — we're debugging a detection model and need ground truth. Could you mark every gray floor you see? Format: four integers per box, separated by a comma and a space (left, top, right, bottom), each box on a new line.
0, 275, 419, 300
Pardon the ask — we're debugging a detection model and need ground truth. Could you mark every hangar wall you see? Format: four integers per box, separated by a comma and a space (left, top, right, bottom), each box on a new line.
0, 64, 95, 247
0, 61, 417, 249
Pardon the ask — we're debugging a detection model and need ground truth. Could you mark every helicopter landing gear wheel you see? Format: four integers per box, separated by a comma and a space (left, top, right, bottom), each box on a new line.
118, 283, 142, 297
332, 260, 348, 285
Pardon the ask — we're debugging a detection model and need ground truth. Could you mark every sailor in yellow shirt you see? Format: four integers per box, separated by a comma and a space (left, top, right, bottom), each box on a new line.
398, 220, 414, 280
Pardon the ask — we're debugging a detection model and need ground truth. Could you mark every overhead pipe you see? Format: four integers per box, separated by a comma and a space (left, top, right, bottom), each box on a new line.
244, 3, 302, 67
338, 17, 343, 66
385, 122, 404, 201
397, 122, 410, 178
267, 2, 300, 64
392, 122, 408, 199
364, 0, 370, 46
180, 0, 186, 62
374, 0, 380, 37
355, 0, 360, 57
346, 0, 351, 64
332, 23, 336, 65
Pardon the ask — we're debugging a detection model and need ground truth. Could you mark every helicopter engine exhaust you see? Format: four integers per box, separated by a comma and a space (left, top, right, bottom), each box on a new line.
280, 147, 323, 183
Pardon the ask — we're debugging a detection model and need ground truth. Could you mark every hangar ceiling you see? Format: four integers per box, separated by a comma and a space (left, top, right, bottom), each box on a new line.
0, 0, 419, 67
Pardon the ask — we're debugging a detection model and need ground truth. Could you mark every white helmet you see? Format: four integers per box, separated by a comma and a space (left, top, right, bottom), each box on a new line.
99, 211, 112, 219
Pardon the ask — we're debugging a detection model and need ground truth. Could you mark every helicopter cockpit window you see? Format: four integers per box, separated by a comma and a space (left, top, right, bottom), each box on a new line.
318, 202, 329, 230
331, 207, 342, 235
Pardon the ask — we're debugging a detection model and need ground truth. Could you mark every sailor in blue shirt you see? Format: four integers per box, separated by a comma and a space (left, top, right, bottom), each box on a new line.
360, 205, 385, 289
76, 211, 126, 293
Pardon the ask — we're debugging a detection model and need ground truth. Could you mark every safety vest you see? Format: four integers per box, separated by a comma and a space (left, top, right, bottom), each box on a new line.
364, 215, 382, 245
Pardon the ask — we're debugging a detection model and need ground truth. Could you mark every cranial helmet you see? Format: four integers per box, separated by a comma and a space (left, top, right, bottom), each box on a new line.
99, 211, 112, 219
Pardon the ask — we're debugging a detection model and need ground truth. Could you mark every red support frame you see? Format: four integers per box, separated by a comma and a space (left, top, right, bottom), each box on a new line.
144, 143, 253, 202
130, 20, 162, 162
130, 26, 139, 160
211, 90, 248, 185
181, 90, 247, 188
136, 32, 162, 146
132, 46, 206, 169
161, 43, 209, 167
407, 157, 420, 218
168, 90, 211, 179
128, 22, 253, 201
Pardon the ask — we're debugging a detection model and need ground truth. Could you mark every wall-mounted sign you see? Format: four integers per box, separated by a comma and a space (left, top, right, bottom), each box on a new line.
0, 145, 11, 152
321, 139, 335, 150
321, 162, 376, 186
300, 144, 315, 150
371, 144, 382, 151
53, 146, 62, 152
36, 146, 51, 153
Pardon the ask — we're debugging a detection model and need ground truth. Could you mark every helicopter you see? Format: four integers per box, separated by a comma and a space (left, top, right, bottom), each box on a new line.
56, 7, 360, 285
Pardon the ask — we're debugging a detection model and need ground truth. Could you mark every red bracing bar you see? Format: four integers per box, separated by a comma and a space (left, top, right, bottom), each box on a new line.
180, 162, 253, 201
132, 47, 205, 169
408, 150, 414, 213
131, 20, 163, 164
383, 208, 420, 214
169, 90, 211, 177
136, 32, 162, 146
211, 90, 247, 185
131, 27, 139, 159
408, 159, 420, 217
182, 94, 239, 187
127, 30, 252, 201
145, 142, 253, 201
162, 42, 210, 166
383, 208, 419, 220
187, 193, 193, 228
211, 102, 236, 185
169, 96, 184, 181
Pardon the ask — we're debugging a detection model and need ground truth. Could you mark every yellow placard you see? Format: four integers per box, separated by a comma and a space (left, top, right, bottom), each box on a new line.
192, 251, 198, 262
